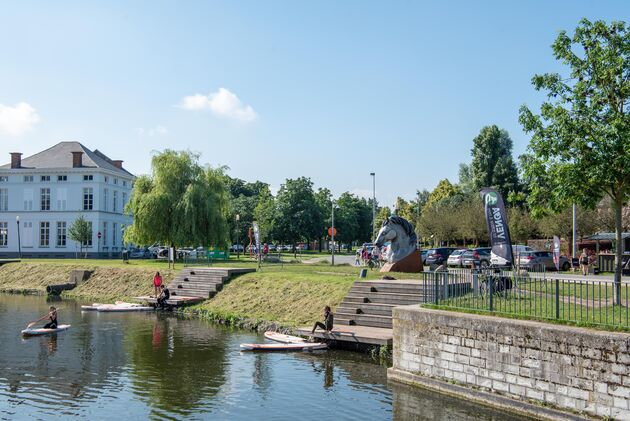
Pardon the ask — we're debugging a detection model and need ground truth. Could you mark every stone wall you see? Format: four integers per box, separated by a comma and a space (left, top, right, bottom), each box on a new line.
389, 306, 630, 419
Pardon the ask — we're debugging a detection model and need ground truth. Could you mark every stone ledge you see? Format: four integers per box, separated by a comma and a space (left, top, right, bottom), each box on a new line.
387, 367, 591, 421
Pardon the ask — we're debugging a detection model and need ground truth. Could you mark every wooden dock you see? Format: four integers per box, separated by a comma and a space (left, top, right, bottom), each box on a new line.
136, 267, 255, 308
297, 279, 432, 347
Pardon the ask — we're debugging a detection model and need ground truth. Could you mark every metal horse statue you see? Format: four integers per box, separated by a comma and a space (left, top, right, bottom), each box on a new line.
374, 216, 423, 273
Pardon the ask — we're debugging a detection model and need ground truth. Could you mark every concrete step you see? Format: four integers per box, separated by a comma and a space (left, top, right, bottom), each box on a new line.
350, 285, 428, 295
337, 303, 394, 317
344, 293, 429, 306
335, 313, 393, 329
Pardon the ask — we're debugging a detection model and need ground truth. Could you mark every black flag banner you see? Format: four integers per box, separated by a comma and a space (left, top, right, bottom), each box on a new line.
480, 188, 514, 268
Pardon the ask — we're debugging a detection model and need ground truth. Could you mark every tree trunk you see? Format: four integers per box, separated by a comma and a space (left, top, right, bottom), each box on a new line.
614, 197, 623, 306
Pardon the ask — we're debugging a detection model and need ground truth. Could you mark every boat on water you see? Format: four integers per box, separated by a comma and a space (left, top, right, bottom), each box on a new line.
22, 324, 71, 336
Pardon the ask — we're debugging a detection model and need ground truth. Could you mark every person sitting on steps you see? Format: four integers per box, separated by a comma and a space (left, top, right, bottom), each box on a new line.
157, 285, 170, 309
311, 306, 334, 334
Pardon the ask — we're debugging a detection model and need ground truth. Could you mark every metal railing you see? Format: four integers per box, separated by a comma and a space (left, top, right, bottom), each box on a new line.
421, 268, 630, 329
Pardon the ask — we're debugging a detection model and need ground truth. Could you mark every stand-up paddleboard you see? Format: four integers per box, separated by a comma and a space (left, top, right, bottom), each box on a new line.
240, 342, 327, 351
81, 302, 153, 312
264, 331, 306, 344
22, 324, 71, 337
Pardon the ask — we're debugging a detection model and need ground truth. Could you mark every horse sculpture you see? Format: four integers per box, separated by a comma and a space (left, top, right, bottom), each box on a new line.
374, 216, 423, 273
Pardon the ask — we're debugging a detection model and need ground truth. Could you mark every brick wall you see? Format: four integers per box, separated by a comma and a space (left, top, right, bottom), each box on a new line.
391, 306, 630, 419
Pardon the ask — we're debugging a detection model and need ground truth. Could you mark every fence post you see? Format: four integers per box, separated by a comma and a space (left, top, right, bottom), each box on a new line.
473, 270, 479, 296
489, 275, 493, 312
434, 271, 439, 305
443, 272, 449, 301
555, 278, 560, 319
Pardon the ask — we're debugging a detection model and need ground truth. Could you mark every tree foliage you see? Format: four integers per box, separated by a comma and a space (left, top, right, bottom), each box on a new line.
68, 214, 92, 257
470, 125, 520, 198
124, 150, 229, 249
273, 177, 322, 247
519, 18, 630, 300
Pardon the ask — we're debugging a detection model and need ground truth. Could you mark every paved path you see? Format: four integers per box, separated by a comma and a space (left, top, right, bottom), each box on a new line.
302, 254, 357, 265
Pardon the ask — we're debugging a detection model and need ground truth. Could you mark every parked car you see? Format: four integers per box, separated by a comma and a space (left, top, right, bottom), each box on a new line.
491, 245, 535, 267
268, 244, 276, 251
447, 249, 469, 267
420, 249, 428, 265
361, 243, 375, 254
518, 251, 571, 271
229, 244, 244, 252
129, 248, 152, 259
187, 247, 207, 259
461, 247, 492, 268
425, 247, 458, 267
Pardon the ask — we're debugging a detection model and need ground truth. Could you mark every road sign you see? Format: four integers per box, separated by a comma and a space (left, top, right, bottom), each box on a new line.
328, 227, 337, 237
97, 231, 102, 239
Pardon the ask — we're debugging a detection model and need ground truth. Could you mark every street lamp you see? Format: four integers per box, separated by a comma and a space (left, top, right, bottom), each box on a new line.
331, 201, 337, 266
236, 214, 240, 260
15, 215, 21, 259
370, 172, 376, 240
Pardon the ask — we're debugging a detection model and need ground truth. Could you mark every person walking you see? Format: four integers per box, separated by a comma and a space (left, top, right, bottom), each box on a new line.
153, 271, 162, 297
580, 249, 589, 276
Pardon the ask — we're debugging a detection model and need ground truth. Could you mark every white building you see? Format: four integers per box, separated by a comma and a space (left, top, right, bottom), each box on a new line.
0, 141, 134, 257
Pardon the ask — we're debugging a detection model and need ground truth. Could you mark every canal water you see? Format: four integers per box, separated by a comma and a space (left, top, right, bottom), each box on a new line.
0, 295, 529, 420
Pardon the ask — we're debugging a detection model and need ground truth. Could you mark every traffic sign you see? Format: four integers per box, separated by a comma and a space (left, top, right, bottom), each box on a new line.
328, 227, 337, 237
97, 231, 102, 239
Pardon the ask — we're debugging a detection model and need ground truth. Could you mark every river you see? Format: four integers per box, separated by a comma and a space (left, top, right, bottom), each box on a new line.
0, 294, 530, 420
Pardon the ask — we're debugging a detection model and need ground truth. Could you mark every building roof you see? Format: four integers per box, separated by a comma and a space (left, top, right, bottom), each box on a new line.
585, 232, 630, 241
0, 141, 133, 177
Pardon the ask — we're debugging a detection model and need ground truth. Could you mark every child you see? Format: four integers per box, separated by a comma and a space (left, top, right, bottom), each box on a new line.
153, 271, 162, 297
29, 306, 58, 329
311, 306, 334, 334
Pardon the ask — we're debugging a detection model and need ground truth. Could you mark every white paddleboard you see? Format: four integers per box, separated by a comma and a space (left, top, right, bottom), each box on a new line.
264, 331, 306, 344
240, 342, 327, 351
22, 324, 71, 336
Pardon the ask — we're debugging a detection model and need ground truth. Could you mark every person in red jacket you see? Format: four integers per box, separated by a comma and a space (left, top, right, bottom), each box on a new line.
153, 271, 162, 297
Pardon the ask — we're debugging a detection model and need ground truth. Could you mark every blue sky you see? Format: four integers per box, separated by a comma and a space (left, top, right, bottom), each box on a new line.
0, 1, 627, 207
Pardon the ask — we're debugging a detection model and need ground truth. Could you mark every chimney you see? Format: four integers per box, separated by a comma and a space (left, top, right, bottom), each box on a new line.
72, 151, 83, 168
10, 152, 22, 169
112, 160, 123, 169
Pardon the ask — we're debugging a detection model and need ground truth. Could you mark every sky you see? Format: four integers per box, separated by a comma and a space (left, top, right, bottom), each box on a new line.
0, 1, 628, 207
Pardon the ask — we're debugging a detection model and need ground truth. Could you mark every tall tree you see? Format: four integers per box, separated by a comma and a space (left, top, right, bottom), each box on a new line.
253, 188, 276, 243
470, 125, 520, 198
424, 179, 460, 209
519, 19, 630, 303
68, 214, 92, 258
314, 188, 332, 251
124, 150, 229, 254
274, 177, 322, 255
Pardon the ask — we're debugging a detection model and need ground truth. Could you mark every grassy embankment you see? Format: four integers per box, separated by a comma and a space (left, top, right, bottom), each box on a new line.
0, 259, 419, 328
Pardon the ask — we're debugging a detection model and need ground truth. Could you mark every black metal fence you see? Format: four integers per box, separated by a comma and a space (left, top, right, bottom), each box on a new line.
421, 269, 630, 329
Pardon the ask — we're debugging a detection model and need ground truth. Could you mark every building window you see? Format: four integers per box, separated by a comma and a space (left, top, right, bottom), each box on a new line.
0, 188, 7, 212
56, 222, 66, 247
122, 180, 127, 187
104, 176, 109, 183
82, 221, 93, 247
103, 188, 109, 211
102, 222, 108, 246
83, 175, 93, 181
122, 192, 127, 210
83, 188, 93, 210
0, 222, 7, 247
114, 178, 118, 185
40, 188, 50, 211
57, 188, 67, 210
40, 222, 50, 247
113, 191, 118, 213
23, 189, 33, 211
23, 175, 33, 182
41, 175, 50, 182
0, 176, 8, 182
112, 223, 117, 248
57, 175, 67, 181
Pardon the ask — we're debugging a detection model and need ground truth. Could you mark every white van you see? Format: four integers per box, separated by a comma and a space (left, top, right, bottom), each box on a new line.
490, 245, 534, 267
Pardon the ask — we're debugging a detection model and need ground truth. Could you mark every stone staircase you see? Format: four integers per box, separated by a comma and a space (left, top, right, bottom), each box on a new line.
334, 280, 432, 329
169, 267, 255, 299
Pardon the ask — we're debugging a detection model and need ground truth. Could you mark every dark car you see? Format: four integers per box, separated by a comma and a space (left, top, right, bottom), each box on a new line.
461, 247, 492, 268
425, 247, 458, 267
420, 249, 429, 265
518, 251, 571, 271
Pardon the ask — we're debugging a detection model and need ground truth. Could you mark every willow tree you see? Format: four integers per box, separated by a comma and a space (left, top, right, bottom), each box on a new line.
519, 19, 630, 304
124, 150, 229, 257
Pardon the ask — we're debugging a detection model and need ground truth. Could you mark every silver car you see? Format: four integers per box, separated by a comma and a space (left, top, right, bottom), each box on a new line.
447, 249, 468, 267
518, 251, 570, 271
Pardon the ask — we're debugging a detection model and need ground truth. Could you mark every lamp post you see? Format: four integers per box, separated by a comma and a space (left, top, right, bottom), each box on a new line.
236, 214, 240, 260
15, 215, 21, 258
331, 201, 336, 266
370, 172, 376, 240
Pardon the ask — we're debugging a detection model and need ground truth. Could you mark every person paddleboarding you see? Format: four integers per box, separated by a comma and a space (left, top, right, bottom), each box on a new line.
28, 306, 58, 329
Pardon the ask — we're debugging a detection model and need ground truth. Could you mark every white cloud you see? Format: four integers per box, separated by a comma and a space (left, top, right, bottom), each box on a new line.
135, 125, 168, 136
0, 102, 40, 136
179, 88, 257, 122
